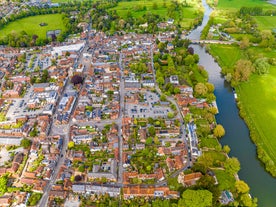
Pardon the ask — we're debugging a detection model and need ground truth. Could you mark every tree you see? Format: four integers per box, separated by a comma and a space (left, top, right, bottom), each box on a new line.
154, 136, 160, 145
194, 83, 208, 97
178, 189, 213, 207
224, 157, 240, 175
260, 30, 275, 48
148, 126, 156, 136
75, 175, 82, 181
240, 194, 253, 206
187, 47, 194, 55
254, 58, 270, 75
20, 138, 31, 149
235, 180, 250, 194
78, 165, 85, 172
184, 55, 195, 66
28, 193, 42, 206
167, 112, 175, 119
146, 137, 153, 145
240, 37, 250, 49
205, 82, 215, 93
71, 75, 83, 85
223, 145, 231, 154
0, 174, 8, 195
208, 107, 218, 115
213, 124, 225, 138
68, 141, 75, 149
158, 42, 166, 51
160, 94, 167, 102
233, 59, 254, 82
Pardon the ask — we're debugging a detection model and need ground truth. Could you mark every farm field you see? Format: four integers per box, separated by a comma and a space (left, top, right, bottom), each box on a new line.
254, 16, 276, 30
237, 65, 276, 165
0, 14, 65, 40
217, 0, 276, 10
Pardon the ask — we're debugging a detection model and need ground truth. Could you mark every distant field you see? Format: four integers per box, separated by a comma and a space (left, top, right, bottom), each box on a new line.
254, 16, 276, 30
0, 14, 65, 39
108, 0, 200, 28
237, 65, 276, 165
217, 0, 276, 10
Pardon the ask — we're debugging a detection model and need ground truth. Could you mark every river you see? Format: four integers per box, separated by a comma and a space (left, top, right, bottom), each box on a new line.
187, 0, 276, 206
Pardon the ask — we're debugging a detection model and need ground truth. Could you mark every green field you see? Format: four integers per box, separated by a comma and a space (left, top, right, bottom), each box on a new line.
217, 0, 276, 10
108, 0, 201, 28
254, 16, 276, 30
0, 14, 66, 39
237, 65, 276, 165
209, 44, 245, 74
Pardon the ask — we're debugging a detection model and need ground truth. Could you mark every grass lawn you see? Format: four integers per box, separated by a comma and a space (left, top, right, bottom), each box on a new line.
199, 137, 220, 149
209, 44, 245, 73
214, 169, 236, 191
254, 16, 276, 30
236, 65, 276, 164
0, 14, 66, 40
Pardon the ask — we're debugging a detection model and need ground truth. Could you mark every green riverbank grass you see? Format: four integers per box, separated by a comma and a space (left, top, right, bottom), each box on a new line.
208, 44, 245, 74
0, 14, 65, 39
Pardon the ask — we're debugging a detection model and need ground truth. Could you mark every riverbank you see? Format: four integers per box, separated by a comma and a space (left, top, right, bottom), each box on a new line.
207, 44, 276, 177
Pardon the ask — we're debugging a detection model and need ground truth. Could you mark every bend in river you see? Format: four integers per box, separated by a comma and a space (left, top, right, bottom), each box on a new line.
187, 0, 276, 206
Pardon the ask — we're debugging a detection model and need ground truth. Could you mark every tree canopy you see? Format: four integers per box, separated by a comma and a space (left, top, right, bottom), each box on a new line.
178, 189, 213, 207
71, 75, 83, 85
235, 180, 250, 194
224, 157, 240, 175
20, 138, 31, 149
213, 124, 225, 138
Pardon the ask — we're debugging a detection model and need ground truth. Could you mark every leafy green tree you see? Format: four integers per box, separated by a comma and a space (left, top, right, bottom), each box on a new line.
28, 193, 42, 206
223, 145, 231, 154
78, 165, 85, 172
260, 30, 275, 48
205, 82, 215, 93
145, 137, 153, 145
194, 83, 208, 97
68, 141, 75, 149
235, 180, 250, 194
224, 157, 240, 175
184, 55, 195, 66
178, 189, 212, 207
254, 58, 270, 75
20, 138, 31, 149
167, 112, 175, 119
213, 124, 225, 138
0, 174, 8, 195
240, 194, 253, 206
233, 59, 254, 83
148, 126, 156, 136
240, 37, 250, 49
